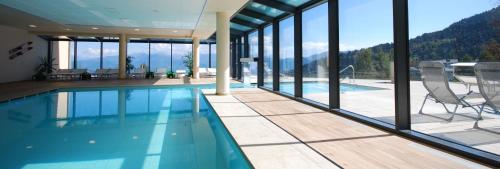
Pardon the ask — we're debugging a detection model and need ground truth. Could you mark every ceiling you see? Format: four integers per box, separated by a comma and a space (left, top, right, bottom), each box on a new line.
0, 0, 247, 39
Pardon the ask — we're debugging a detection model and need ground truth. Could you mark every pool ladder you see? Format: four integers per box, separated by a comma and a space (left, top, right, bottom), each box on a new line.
340, 65, 355, 84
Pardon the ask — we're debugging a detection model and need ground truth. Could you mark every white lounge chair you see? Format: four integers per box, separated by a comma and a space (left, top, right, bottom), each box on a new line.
207, 68, 216, 76
106, 69, 119, 79
94, 69, 108, 79
130, 68, 146, 78
48, 69, 61, 80
54, 69, 86, 80
155, 68, 167, 78
418, 61, 483, 120
176, 70, 186, 78
199, 67, 208, 77
51, 69, 72, 80
475, 62, 500, 114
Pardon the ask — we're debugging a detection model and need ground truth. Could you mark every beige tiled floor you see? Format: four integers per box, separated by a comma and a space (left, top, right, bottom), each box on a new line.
203, 90, 340, 169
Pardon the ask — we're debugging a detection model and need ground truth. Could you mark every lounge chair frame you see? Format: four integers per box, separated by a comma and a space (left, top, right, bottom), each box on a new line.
418, 61, 483, 120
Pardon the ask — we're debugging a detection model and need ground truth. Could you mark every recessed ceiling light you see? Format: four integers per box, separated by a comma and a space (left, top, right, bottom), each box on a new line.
91, 27, 99, 30
134, 28, 140, 31
28, 24, 37, 28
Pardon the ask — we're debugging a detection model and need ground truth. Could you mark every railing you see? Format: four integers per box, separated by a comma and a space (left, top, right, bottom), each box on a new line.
340, 65, 355, 84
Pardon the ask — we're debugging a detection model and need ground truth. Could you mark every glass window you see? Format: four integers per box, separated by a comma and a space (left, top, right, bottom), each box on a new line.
200, 44, 210, 68
210, 44, 217, 68
127, 43, 149, 73
279, 16, 295, 95
102, 42, 119, 69
248, 31, 259, 84
263, 25, 273, 89
276, 0, 309, 7
247, 2, 285, 17
235, 14, 265, 25
76, 41, 100, 72
339, 0, 395, 124
409, 0, 499, 155
150, 43, 171, 72
69, 41, 75, 69
172, 43, 192, 71
239, 36, 245, 79
302, 3, 329, 105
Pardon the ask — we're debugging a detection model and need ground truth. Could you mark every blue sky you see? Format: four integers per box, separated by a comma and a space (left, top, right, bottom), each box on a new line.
301, 0, 498, 52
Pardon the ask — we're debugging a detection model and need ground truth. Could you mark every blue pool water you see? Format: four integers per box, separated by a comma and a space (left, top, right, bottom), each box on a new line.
0, 84, 252, 169
278, 81, 383, 95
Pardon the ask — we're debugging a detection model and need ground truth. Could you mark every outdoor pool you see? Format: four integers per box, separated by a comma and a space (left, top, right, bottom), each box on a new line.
0, 84, 251, 169
277, 81, 384, 94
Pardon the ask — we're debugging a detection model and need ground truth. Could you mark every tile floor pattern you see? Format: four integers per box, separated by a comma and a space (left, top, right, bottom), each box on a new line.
204, 88, 492, 169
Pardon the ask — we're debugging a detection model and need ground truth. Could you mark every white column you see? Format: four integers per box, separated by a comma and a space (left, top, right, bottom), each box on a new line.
216, 12, 231, 95
192, 37, 200, 79
52, 41, 70, 69
119, 34, 128, 79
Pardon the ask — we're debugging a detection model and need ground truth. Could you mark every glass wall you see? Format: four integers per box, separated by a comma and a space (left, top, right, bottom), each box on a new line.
200, 44, 210, 68
69, 41, 75, 69
240, 36, 245, 80
150, 43, 171, 72
172, 44, 192, 71
102, 42, 119, 69
339, 0, 395, 124
302, 3, 329, 105
409, 0, 500, 155
210, 44, 217, 68
263, 25, 273, 88
279, 16, 295, 95
248, 31, 259, 84
127, 43, 149, 72
76, 42, 100, 72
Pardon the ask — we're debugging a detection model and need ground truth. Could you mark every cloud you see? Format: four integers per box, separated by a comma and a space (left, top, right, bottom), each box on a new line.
102, 48, 118, 57
78, 47, 100, 60
150, 43, 171, 55
339, 43, 359, 52
302, 41, 328, 56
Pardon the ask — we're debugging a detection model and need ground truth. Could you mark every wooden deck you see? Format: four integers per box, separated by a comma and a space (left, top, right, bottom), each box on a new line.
204, 88, 491, 169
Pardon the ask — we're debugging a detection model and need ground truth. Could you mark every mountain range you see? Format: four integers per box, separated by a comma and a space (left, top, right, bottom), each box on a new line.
296, 6, 499, 79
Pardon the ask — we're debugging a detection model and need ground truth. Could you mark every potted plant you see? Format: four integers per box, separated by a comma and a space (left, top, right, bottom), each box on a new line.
166, 71, 176, 79
145, 71, 155, 79
126, 56, 135, 76
33, 56, 58, 81
182, 52, 193, 77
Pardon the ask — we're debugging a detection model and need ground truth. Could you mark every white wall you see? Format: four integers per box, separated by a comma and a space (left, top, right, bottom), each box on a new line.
0, 25, 47, 83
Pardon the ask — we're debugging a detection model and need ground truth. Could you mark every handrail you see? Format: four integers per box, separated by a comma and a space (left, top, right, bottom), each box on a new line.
340, 65, 355, 84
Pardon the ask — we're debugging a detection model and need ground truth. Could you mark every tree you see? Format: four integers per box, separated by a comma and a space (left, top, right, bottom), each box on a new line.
354, 49, 374, 78
461, 54, 474, 62
479, 40, 500, 61
377, 53, 391, 79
